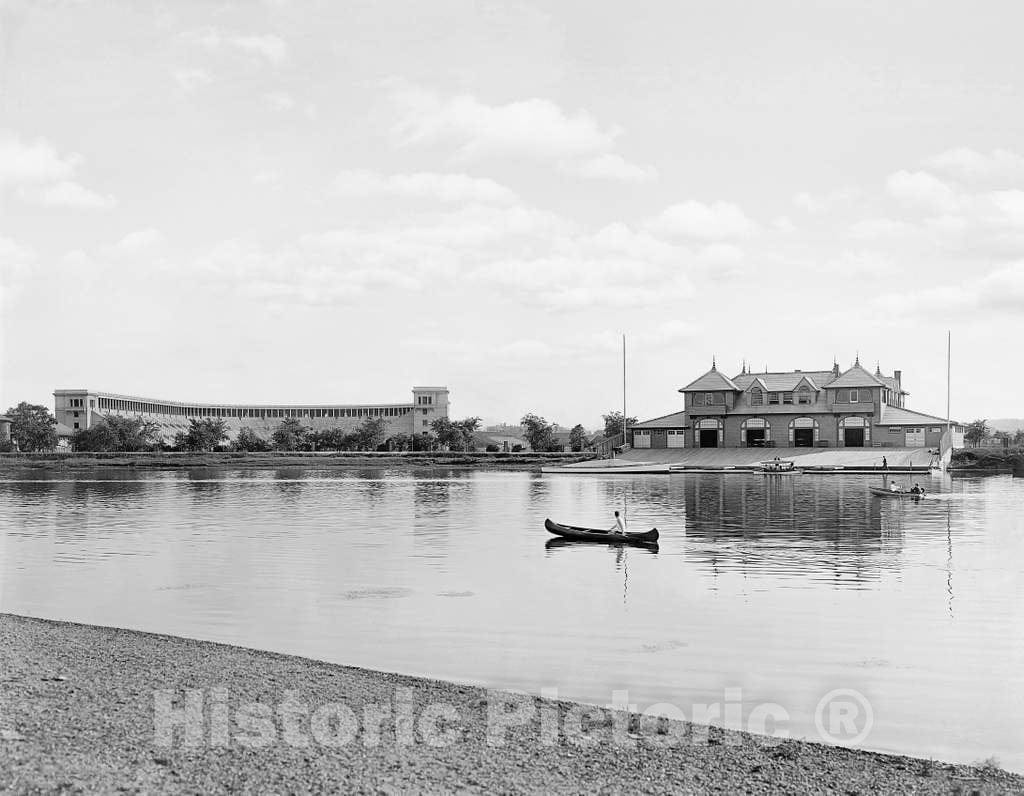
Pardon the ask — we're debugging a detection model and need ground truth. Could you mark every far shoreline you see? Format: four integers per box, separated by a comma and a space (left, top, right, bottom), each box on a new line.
2, 613, 1022, 794
0, 450, 592, 471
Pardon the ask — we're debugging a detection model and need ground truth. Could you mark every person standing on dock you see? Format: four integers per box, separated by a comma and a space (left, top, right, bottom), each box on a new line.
882, 456, 888, 470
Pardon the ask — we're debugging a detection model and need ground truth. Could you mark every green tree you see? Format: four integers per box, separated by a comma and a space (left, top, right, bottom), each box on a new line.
388, 433, 413, 452
520, 413, 554, 452
431, 417, 480, 451
175, 418, 229, 452
601, 411, 637, 440
4, 402, 58, 452
271, 418, 308, 451
74, 415, 161, 452
412, 432, 437, 451
355, 417, 388, 450
455, 417, 482, 451
964, 419, 988, 447
233, 427, 270, 452
569, 424, 588, 452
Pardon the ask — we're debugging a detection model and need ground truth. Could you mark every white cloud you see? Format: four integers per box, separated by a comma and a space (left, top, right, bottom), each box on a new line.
0, 133, 78, 185
173, 68, 212, 93
566, 153, 657, 182
977, 261, 1024, 310
989, 190, 1024, 228
263, 91, 295, 111
182, 29, 288, 66
330, 169, 516, 203
885, 170, 960, 213
390, 84, 617, 161
873, 261, 1024, 316
793, 188, 859, 214
21, 180, 116, 210
646, 200, 758, 240
925, 148, 1024, 183
847, 217, 917, 239
109, 228, 165, 256
0, 133, 114, 210
0, 234, 34, 279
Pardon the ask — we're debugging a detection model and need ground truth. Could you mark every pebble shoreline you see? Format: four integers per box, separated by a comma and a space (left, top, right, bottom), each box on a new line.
2, 614, 1020, 794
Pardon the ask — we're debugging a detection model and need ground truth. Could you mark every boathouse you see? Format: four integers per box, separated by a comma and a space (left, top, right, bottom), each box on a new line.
629, 359, 964, 449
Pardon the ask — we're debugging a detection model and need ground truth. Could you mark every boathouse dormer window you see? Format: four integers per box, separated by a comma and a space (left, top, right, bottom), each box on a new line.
750, 388, 763, 406
797, 386, 811, 404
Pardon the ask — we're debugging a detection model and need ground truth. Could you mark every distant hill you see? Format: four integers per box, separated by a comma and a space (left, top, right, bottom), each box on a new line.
989, 418, 1024, 433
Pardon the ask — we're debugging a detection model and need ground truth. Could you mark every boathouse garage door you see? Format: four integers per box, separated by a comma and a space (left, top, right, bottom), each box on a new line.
696, 419, 721, 448
839, 416, 869, 447
844, 428, 865, 447
793, 428, 814, 447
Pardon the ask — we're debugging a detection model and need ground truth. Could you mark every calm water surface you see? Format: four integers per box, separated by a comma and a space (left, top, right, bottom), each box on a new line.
1, 468, 1022, 770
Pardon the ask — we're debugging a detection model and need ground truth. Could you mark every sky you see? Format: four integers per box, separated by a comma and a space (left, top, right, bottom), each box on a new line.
1, 0, 1023, 428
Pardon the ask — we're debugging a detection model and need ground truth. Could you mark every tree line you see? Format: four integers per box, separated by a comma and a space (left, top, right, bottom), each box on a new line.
1, 400, 638, 454
964, 419, 1024, 447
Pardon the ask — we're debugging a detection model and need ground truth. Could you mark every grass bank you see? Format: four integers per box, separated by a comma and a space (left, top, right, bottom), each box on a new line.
0, 450, 592, 471
950, 447, 1024, 473
1, 614, 1021, 794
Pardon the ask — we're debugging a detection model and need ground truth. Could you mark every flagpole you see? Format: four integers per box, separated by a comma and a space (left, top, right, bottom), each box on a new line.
622, 334, 627, 445
942, 330, 951, 473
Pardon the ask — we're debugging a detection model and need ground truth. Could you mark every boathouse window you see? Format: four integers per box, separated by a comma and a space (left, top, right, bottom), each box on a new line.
692, 393, 705, 406
750, 388, 763, 406
889, 427, 900, 433
849, 389, 859, 403
797, 386, 811, 404
783, 392, 793, 404
768, 392, 780, 405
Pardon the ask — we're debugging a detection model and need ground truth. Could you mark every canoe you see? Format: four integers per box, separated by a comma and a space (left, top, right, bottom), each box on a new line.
544, 518, 659, 545
869, 487, 925, 499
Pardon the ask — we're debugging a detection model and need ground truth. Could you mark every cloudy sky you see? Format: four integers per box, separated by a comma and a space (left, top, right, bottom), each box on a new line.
2, 1, 1023, 426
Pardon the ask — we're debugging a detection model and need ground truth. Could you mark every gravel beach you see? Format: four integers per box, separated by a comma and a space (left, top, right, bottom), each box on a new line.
1, 614, 1020, 794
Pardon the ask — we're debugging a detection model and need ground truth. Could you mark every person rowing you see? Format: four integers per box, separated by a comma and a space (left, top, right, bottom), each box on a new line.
609, 510, 628, 535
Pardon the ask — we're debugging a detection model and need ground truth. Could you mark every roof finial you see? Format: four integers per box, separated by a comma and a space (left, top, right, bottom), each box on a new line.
875, 360, 881, 376
712, 355, 716, 371
741, 358, 747, 375
855, 351, 860, 367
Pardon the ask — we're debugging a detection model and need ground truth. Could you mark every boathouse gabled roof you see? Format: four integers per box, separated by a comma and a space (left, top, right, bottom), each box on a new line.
630, 410, 689, 429
679, 367, 740, 393
879, 405, 960, 426
732, 370, 835, 393
827, 362, 886, 389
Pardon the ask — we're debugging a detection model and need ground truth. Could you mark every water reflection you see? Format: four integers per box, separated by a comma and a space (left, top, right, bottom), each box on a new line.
0, 469, 1020, 772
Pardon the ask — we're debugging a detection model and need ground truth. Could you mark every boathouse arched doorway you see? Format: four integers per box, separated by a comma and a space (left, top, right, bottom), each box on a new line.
840, 416, 869, 447
741, 417, 770, 447
696, 418, 722, 448
789, 417, 819, 447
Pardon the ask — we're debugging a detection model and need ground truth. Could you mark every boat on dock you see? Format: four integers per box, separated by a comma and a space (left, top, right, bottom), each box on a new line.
757, 459, 801, 475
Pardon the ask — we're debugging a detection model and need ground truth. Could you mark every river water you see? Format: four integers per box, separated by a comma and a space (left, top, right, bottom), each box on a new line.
1, 468, 1021, 770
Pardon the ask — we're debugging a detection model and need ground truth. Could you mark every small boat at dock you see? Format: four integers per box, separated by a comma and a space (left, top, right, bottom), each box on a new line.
544, 518, 659, 546
757, 459, 801, 475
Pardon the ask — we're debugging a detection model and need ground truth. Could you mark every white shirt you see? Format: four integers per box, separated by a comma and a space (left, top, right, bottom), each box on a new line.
614, 515, 628, 533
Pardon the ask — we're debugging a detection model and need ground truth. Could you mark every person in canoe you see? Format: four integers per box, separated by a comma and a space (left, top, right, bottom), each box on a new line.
888, 481, 903, 493
910, 483, 925, 495
609, 510, 628, 535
